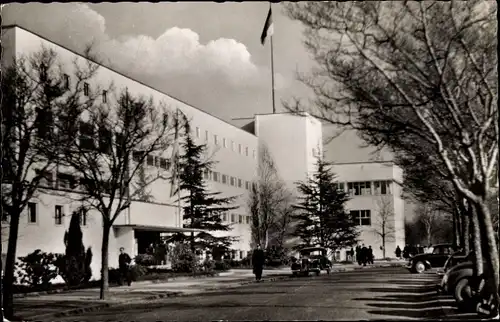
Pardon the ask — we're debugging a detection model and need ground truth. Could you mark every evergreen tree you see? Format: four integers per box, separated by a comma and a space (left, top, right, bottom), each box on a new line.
57, 207, 93, 286
292, 158, 359, 253
173, 122, 238, 256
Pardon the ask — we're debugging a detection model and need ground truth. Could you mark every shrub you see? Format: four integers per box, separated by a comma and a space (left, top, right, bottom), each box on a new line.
169, 243, 196, 273
55, 208, 93, 287
108, 268, 121, 284
135, 254, 156, 267
214, 260, 231, 271
17, 249, 59, 290
129, 264, 148, 281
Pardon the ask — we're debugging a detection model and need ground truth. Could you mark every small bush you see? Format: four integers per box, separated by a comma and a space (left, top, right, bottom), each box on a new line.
135, 254, 156, 266
169, 243, 196, 273
214, 260, 231, 271
130, 264, 148, 281
108, 268, 121, 284
17, 249, 59, 290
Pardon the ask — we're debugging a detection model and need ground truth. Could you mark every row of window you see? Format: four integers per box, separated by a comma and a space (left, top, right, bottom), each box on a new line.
334, 180, 393, 196
62, 75, 107, 102
26, 202, 87, 226
221, 213, 251, 225
228, 249, 247, 260
203, 170, 252, 191
194, 127, 256, 159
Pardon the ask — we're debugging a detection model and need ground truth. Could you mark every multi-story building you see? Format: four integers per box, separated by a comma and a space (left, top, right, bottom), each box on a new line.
2, 25, 406, 282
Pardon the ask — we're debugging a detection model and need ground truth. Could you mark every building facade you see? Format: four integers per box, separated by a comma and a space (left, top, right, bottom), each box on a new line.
2, 25, 406, 282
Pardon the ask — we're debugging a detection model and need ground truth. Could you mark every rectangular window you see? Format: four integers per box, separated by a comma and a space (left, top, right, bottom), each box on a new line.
245, 147, 249, 156
147, 155, 155, 166
132, 151, 143, 163
35, 108, 53, 139
348, 182, 371, 196
238, 144, 242, 154
239, 251, 243, 260
55, 205, 63, 225
351, 210, 371, 226
245, 181, 250, 190
102, 90, 107, 103
98, 126, 112, 154
79, 208, 87, 226
64, 74, 70, 90
222, 213, 228, 222
374, 181, 392, 195
238, 179, 242, 188
223, 138, 227, 148
334, 182, 345, 192
84, 82, 89, 96
312, 148, 316, 157
159, 157, 168, 170
38, 170, 54, 188
222, 174, 228, 184
230, 177, 236, 186
57, 173, 76, 190
196, 127, 200, 138
213, 172, 220, 182
231, 214, 235, 223
238, 215, 243, 224
213, 134, 218, 145
253, 150, 256, 159
231, 141, 235, 151
245, 215, 250, 224
205, 130, 209, 142
79, 121, 95, 150
28, 202, 37, 223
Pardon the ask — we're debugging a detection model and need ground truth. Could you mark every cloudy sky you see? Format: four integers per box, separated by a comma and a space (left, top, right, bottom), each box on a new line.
3, 2, 388, 163
3, 2, 315, 120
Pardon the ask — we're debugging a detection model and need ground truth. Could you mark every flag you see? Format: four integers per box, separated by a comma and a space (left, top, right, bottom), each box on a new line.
260, 6, 274, 45
169, 109, 181, 198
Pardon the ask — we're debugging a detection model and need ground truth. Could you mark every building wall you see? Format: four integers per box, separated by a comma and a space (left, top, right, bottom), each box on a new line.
2, 26, 256, 280
331, 162, 406, 259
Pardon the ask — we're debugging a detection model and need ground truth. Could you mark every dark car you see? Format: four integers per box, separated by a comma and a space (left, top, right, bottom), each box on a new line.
408, 243, 456, 273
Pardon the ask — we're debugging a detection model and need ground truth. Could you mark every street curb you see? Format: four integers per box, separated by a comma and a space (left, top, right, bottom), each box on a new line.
13, 272, 221, 299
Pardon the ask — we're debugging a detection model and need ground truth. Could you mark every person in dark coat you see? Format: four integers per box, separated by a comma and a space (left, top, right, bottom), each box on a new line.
403, 244, 410, 259
356, 245, 362, 265
118, 247, 132, 286
252, 244, 265, 281
361, 244, 368, 266
395, 246, 402, 259
368, 246, 374, 264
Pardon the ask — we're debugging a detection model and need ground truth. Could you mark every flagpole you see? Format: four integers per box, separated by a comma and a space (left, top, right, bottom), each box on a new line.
269, 3, 276, 114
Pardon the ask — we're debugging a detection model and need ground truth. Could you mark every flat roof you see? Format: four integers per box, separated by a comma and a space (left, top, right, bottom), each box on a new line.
1, 24, 257, 138
113, 224, 203, 233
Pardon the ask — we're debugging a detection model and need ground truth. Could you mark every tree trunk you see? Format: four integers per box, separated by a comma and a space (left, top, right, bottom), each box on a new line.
452, 209, 457, 249
265, 230, 269, 249
99, 222, 111, 300
382, 235, 386, 259
2, 209, 21, 320
455, 207, 463, 249
470, 207, 483, 277
476, 201, 500, 309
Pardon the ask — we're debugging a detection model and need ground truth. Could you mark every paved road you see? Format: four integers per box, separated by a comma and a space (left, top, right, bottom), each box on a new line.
40, 267, 445, 321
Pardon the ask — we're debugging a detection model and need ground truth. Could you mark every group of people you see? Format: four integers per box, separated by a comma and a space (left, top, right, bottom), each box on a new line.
353, 244, 374, 266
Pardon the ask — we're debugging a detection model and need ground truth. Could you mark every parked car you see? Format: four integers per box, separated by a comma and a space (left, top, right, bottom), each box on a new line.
291, 247, 331, 277
407, 243, 456, 273
437, 250, 470, 276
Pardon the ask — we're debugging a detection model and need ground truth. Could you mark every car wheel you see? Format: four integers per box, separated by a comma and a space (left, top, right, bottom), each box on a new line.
414, 261, 426, 274
455, 278, 475, 312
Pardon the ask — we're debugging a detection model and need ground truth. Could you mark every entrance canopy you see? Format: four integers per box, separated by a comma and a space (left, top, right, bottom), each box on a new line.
113, 224, 204, 233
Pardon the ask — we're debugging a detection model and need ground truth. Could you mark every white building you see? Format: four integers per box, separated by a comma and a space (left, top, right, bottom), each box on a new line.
2, 25, 406, 281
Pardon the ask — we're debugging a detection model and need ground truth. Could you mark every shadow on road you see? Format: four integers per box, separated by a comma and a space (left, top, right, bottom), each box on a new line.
353, 274, 444, 320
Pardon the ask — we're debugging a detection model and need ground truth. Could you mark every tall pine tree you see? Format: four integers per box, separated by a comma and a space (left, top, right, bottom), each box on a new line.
293, 158, 359, 253
173, 122, 238, 257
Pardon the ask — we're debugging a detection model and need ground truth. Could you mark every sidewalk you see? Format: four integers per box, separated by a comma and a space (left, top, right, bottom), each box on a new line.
14, 260, 406, 321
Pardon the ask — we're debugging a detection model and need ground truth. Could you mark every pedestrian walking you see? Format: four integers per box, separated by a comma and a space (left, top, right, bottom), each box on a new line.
252, 244, 265, 281
118, 247, 132, 286
361, 244, 368, 266
403, 244, 409, 259
368, 246, 374, 264
395, 245, 402, 258
356, 245, 362, 265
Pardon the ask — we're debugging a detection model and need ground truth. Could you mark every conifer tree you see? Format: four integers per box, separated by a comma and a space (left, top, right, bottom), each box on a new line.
173, 122, 238, 257
293, 158, 359, 253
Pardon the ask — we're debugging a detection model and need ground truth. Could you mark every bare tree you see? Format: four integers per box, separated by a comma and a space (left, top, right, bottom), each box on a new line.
372, 196, 397, 259
58, 88, 177, 300
1, 47, 99, 318
416, 203, 441, 246
248, 145, 293, 249
284, 1, 498, 302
